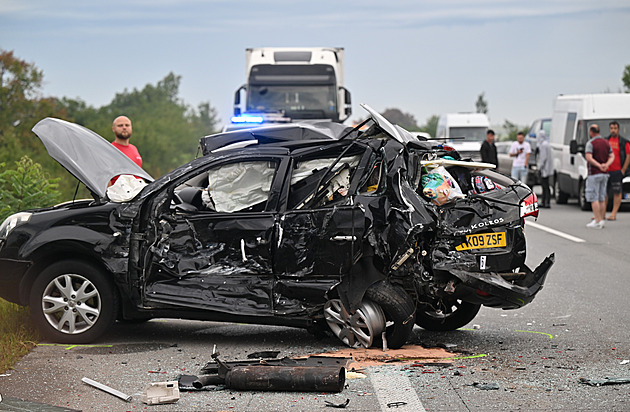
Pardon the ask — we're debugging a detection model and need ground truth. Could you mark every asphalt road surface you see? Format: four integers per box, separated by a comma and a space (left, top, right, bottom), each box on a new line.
1, 198, 629, 411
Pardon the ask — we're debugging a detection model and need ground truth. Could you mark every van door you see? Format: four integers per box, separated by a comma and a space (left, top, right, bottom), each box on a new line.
554, 112, 578, 195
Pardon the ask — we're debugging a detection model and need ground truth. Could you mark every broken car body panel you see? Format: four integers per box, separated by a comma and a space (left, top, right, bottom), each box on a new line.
0, 107, 554, 346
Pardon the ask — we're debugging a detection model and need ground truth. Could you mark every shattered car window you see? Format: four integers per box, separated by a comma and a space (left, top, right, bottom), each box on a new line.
288, 155, 360, 209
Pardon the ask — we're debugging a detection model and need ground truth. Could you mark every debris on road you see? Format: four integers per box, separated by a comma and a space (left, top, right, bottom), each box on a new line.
578, 377, 630, 387
324, 398, 350, 408
468, 382, 500, 390
191, 349, 349, 392
247, 350, 281, 359
313, 344, 454, 369
141, 381, 180, 405
81, 377, 132, 402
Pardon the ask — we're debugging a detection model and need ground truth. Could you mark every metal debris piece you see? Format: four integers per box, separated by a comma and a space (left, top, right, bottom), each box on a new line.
81, 377, 132, 402
247, 350, 281, 359
579, 377, 630, 387
469, 382, 500, 390
193, 349, 348, 392
324, 398, 350, 408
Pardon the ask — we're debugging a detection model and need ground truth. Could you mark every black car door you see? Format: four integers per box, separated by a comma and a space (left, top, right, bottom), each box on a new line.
142, 158, 285, 316
272, 150, 366, 314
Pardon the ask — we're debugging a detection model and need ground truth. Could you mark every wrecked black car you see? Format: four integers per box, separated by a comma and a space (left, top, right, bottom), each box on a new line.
0, 105, 554, 348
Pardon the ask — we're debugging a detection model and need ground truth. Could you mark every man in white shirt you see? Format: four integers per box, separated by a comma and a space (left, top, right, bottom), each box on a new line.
509, 132, 531, 182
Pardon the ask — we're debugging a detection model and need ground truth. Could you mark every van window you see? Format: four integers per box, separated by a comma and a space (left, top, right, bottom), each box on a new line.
576, 121, 588, 147
564, 113, 577, 145
541, 119, 551, 136
449, 127, 487, 142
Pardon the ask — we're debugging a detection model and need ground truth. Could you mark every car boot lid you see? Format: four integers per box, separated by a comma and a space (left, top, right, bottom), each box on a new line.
32, 117, 154, 199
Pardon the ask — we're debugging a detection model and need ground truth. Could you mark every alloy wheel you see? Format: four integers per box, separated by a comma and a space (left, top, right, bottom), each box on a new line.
41, 273, 102, 334
324, 299, 385, 348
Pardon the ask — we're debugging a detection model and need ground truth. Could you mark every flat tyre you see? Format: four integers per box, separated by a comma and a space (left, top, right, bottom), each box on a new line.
324, 281, 415, 349
415, 300, 481, 331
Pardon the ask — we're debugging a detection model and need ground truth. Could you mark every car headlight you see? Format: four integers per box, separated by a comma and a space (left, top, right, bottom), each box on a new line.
0, 212, 32, 239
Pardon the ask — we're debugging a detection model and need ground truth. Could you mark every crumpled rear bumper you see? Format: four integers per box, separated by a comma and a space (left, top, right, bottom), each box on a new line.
449, 253, 555, 309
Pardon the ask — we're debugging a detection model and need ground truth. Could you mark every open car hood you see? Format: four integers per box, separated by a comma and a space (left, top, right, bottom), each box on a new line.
32, 118, 154, 199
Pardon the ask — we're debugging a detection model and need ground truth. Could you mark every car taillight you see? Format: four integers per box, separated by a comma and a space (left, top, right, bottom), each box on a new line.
520, 193, 539, 218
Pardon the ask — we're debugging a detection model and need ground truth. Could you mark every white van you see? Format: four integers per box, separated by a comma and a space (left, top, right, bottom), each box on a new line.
549, 93, 630, 210
435, 113, 490, 161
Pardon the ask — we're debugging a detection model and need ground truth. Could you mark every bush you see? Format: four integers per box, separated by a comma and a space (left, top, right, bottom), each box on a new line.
0, 155, 60, 221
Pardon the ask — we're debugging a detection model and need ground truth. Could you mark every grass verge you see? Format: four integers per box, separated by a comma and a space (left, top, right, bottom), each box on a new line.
0, 298, 39, 373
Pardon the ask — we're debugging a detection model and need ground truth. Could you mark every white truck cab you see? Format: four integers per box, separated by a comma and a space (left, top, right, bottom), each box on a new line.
230, 47, 351, 130
435, 113, 490, 161
550, 93, 630, 210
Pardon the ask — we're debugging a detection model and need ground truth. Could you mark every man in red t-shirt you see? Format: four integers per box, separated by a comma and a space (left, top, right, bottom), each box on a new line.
606, 121, 630, 220
112, 115, 142, 167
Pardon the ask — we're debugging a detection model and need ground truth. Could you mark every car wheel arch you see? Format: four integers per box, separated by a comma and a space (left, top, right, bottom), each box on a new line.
331, 257, 387, 314
20, 245, 120, 305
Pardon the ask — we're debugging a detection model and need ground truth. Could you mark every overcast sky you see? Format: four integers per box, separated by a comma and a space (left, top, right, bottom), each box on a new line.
1, 0, 629, 129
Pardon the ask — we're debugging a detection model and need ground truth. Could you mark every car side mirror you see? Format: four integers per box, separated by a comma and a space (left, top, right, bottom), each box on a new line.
569, 140, 578, 155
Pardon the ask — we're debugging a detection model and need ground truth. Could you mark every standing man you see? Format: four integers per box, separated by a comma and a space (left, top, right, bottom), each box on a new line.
509, 132, 531, 182
480, 129, 498, 166
605, 121, 630, 221
537, 129, 553, 208
112, 115, 142, 167
585, 124, 614, 229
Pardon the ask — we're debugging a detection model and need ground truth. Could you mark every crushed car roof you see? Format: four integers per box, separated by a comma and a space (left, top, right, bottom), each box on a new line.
199, 121, 355, 155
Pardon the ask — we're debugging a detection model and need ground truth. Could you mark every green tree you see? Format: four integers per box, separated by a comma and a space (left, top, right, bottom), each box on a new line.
623, 64, 630, 93
419, 115, 439, 137
2, 51, 221, 199
0, 156, 60, 221
381, 108, 420, 131
476, 92, 488, 114
0, 50, 62, 168
66, 72, 220, 178
502, 119, 528, 141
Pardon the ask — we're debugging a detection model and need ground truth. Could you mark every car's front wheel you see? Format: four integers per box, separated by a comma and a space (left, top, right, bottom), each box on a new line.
415, 299, 481, 331
324, 280, 415, 349
29, 260, 117, 343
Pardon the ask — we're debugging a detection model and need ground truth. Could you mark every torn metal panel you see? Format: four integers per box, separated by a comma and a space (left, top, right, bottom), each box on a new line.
275, 206, 365, 277
143, 213, 276, 315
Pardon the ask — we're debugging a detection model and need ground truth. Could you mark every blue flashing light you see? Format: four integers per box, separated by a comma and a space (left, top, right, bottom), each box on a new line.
231, 115, 264, 124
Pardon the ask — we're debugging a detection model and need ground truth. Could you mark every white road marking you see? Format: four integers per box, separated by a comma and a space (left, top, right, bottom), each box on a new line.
371, 372, 426, 411
527, 221, 586, 243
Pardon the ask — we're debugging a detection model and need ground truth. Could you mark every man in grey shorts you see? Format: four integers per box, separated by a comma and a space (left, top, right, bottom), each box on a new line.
584, 125, 614, 229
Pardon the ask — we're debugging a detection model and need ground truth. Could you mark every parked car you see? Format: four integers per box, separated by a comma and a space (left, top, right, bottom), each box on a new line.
0, 105, 554, 348
494, 132, 544, 188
